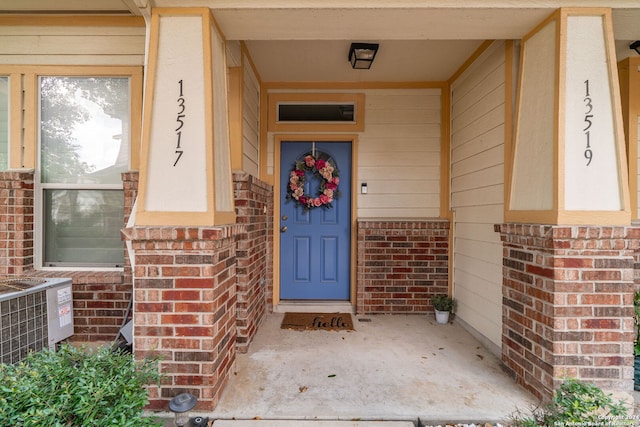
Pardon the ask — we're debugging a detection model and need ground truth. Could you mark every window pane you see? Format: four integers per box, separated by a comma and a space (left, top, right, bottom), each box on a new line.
278, 104, 355, 122
43, 189, 124, 266
0, 77, 8, 171
40, 77, 130, 184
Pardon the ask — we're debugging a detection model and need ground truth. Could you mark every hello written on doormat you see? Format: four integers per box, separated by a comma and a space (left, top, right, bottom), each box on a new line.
281, 312, 354, 331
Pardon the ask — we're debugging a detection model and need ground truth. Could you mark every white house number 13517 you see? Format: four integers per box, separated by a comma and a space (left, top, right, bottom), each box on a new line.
583, 79, 593, 166
174, 79, 185, 167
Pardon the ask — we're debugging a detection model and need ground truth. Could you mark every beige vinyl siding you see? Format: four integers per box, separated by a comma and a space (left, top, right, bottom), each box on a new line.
450, 41, 506, 350
359, 89, 440, 218
268, 87, 441, 218
637, 117, 640, 216
0, 25, 145, 65
243, 55, 260, 177
0, 76, 7, 169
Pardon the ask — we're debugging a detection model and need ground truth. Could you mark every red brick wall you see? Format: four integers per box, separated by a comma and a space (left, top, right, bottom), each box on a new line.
357, 219, 450, 314
499, 224, 638, 399
0, 171, 131, 343
124, 225, 243, 411
0, 171, 35, 276
233, 172, 272, 352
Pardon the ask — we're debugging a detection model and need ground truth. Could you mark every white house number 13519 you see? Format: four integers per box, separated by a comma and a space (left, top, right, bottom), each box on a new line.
174, 79, 185, 167
583, 79, 593, 166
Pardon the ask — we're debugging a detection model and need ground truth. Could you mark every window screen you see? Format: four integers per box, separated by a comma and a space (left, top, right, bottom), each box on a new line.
39, 76, 130, 267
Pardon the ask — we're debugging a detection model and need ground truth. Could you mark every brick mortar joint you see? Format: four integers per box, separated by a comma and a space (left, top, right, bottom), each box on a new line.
121, 225, 246, 244
497, 223, 640, 240
232, 173, 274, 192
357, 219, 450, 227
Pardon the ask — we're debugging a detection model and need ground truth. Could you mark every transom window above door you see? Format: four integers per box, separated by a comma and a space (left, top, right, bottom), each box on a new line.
278, 103, 354, 122
268, 93, 364, 132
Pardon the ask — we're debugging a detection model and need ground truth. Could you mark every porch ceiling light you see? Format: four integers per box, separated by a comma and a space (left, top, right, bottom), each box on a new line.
348, 43, 379, 69
631, 40, 640, 55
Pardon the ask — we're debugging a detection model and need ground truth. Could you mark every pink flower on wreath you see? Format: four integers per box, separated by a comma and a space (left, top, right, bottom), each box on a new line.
304, 155, 315, 167
287, 153, 340, 210
320, 166, 334, 180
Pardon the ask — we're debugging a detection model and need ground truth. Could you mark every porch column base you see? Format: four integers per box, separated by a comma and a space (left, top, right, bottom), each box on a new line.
123, 224, 243, 411
498, 224, 639, 400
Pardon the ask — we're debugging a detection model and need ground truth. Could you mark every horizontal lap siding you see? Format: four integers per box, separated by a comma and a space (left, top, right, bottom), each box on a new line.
0, 22, 144, 342
359, 88, 441, 218
637, 117, 640, 215
0, 79, 6, 168
243, 57, 260, 177
0, 25, 145, 65
267, 88, 442, 218
450, 41, 506, 348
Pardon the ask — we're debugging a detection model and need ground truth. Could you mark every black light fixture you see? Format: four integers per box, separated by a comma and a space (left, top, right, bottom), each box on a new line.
631, 40, 640, 55
348, 43, 379, 69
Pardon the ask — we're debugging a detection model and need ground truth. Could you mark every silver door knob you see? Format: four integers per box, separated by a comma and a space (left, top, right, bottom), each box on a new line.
281, 226, 288, 232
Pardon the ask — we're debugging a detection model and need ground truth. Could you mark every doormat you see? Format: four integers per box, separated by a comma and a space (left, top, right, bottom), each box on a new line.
281, 312, 354, 331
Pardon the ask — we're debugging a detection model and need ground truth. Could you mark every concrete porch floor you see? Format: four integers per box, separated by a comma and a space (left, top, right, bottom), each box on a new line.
204, 313, 537, 425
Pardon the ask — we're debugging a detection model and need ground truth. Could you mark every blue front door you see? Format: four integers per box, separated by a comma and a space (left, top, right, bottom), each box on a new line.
280, 141, 351, 300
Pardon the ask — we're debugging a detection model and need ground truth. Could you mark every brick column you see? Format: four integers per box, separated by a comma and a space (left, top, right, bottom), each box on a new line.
0, 171, 35, 276
499, 224, 638, 400
233, 172, 272, 353
357, 219, 449, 314
123, 225, 243, 411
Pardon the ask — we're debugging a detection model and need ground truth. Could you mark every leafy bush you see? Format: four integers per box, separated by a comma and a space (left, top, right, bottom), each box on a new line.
0, 343, 162, 427
431, 294, 454, 311
511, 378, 630, 427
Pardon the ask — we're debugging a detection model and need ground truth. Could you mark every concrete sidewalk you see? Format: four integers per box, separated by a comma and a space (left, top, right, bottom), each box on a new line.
206, 313, 536, 425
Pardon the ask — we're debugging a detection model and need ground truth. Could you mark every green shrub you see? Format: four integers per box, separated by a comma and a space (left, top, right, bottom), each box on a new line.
510, 378, 631, 427
0, 343, 162, 427
431, 294, 454, 311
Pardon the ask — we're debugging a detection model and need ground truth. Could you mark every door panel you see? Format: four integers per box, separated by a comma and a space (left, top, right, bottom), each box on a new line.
280, 141, 351, 300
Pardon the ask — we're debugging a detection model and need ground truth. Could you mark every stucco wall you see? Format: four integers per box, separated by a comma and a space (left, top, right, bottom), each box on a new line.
449, 41, 507, 350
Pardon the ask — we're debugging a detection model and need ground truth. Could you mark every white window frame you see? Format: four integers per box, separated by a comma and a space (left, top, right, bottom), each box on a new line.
35, 74, 132, 271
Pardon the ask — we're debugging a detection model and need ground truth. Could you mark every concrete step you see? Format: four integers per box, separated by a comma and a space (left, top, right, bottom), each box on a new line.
212, 420, 416, 427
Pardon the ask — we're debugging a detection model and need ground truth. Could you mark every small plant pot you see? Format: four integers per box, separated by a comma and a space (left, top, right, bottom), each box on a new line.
435, 310, 450, 324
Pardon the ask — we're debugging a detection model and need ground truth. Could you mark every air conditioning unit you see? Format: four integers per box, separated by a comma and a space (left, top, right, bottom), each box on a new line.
0, 277, 73, 363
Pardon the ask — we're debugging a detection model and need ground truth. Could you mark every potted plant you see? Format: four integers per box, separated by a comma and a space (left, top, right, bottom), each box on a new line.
431, 294, 454, 324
